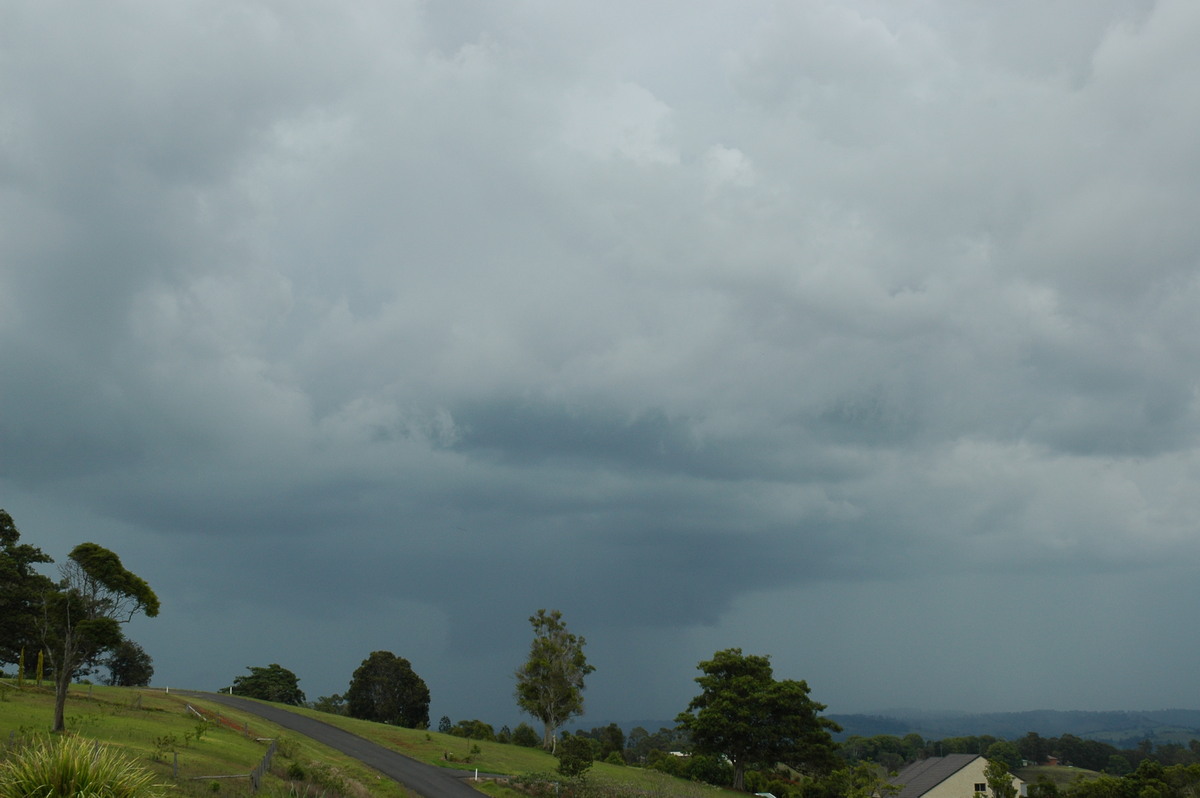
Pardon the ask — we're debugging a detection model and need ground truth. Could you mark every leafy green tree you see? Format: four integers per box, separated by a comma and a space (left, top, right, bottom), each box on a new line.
512, 722, 541, 748
438, 715, 453, 734
577, 724, 616, 754
942, 736, 1000, 756
627, 726, 688, 763
450, 719, 496, 741
556, 731, 595, 778
987, 741, 1023, 770
840, 733, 928, 771
685, 754, 735, 787
346, 650, 430, 728
103, 638, 154, 686
647, 749, 687, 778
39, 542, 160, 731
1155, 744, 1192, 767
0, 509, 54, 670
676, 648, 840, 791
626, 727, 650, 761
1067, 774, 1136, 798
514, 609, 595, 751
984, 758, 1017, 798
230, 663, 306, 705
1106, 755, 1133, 776
1027, 775, 1060, 798
1017, 733, 1051, 765
808, 764, 902, 798
594, 723, 625, 759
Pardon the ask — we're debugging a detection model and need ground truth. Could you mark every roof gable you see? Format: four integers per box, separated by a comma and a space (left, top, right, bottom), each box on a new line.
892, 754, 985, 798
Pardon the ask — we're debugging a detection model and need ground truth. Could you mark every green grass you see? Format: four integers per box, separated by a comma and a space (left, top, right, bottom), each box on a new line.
281, 706, 558, 773
1016, 764, 1104, 788
0, 682, 736, 798
240, 703, 739, 798
0, 681, 413, 797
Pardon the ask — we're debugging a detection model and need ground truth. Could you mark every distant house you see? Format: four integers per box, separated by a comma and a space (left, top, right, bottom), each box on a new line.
889, 754, 1026, 798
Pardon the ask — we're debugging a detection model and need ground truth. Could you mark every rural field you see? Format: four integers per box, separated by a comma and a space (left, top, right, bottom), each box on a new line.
0, 680, 734, 798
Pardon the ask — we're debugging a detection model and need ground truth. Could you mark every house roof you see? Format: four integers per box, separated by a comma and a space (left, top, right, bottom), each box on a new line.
891, 754, 984, 798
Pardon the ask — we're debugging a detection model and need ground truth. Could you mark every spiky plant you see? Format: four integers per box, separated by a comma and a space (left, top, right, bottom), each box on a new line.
0, 734, 163, 797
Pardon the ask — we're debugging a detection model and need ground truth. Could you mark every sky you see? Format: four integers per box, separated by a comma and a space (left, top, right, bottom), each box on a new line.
3, 0, 1200, 730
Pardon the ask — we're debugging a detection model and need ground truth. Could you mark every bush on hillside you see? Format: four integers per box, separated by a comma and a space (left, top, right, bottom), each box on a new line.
449, 719, 496, 741
512, 723, 541, 748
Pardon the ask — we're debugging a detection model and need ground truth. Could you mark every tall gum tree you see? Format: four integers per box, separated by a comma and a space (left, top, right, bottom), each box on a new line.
40, 542, 160, 732
514, 609, 595, 751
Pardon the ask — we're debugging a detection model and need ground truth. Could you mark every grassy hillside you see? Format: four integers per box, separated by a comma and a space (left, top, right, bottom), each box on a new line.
0, 680, 415, 796
276, 704, 739, 798
1015, 764, 1104, 789
0, 681, 732, 798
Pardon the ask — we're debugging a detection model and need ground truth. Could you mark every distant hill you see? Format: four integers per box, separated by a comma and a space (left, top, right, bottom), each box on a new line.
829, 709, 1200, 747
574, 710, 1200, 749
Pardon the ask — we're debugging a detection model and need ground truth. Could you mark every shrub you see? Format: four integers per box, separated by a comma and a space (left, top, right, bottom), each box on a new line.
450, 719, 496, 741
512, 723, 541, 748
151, 734, 178, 761
275, 735, 299, 759
0, 735, 163, 797
306, 762, 349, 795
556, 733, 594, 778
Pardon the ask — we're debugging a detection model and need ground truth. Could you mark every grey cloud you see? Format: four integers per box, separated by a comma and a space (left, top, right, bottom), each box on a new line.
4, 0, 1200, 723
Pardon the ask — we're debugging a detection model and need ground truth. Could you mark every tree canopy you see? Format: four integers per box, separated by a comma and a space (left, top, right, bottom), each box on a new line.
104, 638, 155, 687
0, 509, 54, 669
555, 731, 596, 778
676, 648, 840, 791
345, 650, 430, 728
230, 663, 306, 705
39, 541, 160, 731
984, 758, 1019, 798
514, 609, 595, 751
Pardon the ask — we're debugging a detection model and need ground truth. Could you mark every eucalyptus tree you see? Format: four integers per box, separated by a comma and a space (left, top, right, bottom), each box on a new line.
40, 542, 160, 731
514, 609, 595, 751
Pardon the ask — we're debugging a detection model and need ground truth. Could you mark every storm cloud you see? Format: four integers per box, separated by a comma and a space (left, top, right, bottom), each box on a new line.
4, 0, 1200, 725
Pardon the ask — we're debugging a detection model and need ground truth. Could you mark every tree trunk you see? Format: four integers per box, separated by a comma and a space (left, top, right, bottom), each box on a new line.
543, 721, 556, 753
53, 668, 70, 732
732, 761, 745, 792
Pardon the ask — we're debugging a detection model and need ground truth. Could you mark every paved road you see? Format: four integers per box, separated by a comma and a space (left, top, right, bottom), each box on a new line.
178, 692, 487, 798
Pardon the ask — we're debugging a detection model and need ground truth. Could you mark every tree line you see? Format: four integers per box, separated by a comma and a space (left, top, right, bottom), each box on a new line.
226, 651, 431, 729
189, 609, 1200, 798
840, 730, 1200, 775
